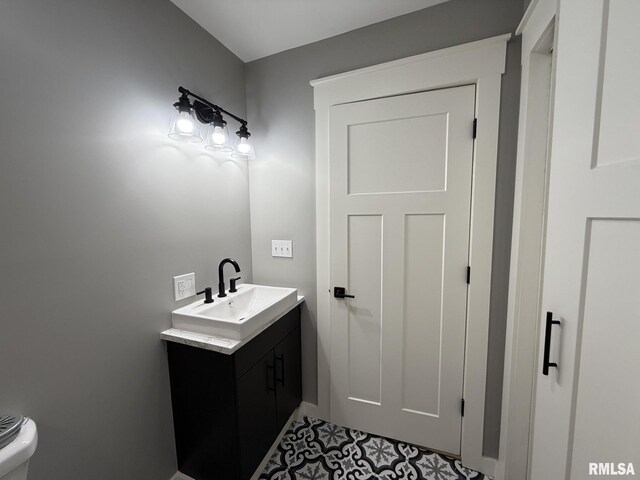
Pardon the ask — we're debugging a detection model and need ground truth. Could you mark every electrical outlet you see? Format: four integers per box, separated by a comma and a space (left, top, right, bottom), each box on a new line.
173, 272, 196, 301
272, 240, 293, 258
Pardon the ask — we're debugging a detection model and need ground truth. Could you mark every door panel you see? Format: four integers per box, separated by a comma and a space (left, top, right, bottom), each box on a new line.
402, 214, 445, 417
594, 1, 640, 166
347, 214, 383, 404
329, 85, 475, 455
569, 220, 640, 479
530, 1, 640, 478
347, 113, 449, 194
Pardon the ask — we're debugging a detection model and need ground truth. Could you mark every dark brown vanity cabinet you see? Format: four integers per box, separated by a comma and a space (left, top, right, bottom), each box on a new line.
166, 306, 302, 480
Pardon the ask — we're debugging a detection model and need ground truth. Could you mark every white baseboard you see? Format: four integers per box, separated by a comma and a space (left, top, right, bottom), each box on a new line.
298, 401, 321, 420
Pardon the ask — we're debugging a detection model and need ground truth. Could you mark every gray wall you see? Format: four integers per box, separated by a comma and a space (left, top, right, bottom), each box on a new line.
0, 1, 251, 479
245, 0, 523, 458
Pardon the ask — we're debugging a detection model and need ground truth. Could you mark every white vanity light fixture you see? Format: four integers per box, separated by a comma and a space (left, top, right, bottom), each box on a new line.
169, 86, 255, 158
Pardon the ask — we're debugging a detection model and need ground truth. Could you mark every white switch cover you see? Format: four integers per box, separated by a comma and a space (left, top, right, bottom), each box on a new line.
272, 240, 293, 258
173, 272, 196, 301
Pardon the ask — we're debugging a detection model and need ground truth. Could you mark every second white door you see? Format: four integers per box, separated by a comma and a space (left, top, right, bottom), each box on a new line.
529, 1, 640, 478
329, 85, 476, 455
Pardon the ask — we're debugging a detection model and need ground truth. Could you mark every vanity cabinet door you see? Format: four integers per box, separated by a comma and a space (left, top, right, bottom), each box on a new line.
167, 342, 240, 480
236, 351, 278, 479
274, 327, 302, 431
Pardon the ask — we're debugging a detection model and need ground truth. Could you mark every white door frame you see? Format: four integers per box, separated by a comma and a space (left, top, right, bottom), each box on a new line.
311, 34, 510, 476
494, 1, 557, 479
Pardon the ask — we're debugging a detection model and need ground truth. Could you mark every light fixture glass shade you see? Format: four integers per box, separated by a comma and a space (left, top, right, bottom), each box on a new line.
204, 124, 233, 152
231, 136, 256, 159
168, 109, 203, 143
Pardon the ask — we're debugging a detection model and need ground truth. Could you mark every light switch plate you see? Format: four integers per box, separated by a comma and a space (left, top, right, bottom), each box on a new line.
173, 272, 196, 301
272, 240, 293, 258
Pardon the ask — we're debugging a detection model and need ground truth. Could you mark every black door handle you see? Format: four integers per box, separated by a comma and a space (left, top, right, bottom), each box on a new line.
543, 311, 561, 375
334, 287, 355, 299
275, 354, 285, 387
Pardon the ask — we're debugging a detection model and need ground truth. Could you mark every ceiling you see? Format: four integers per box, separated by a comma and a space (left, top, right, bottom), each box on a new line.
170, 0, 451, 62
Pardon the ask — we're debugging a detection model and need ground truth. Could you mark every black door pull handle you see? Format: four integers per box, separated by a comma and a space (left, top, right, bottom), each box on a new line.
334, 287, 355, 299
543, 311, 561, 375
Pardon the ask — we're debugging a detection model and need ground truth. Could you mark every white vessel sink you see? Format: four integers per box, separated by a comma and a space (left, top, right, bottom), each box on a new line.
171, 284, 298, 340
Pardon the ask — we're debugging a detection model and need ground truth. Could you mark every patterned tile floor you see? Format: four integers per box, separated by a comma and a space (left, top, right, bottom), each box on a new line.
260, 417, 491, 480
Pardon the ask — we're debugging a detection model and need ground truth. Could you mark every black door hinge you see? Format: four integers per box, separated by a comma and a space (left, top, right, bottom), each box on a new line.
466, 266, 471, 284
461, 398, 465, 417
473, 118, 478, 139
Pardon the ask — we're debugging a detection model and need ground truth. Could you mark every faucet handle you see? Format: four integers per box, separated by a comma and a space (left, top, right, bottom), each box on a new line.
196, 287, 214, 304
229, 277, 241, 293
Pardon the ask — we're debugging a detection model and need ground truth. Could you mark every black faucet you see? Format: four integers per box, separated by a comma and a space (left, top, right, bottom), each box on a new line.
218, 258, 241, 298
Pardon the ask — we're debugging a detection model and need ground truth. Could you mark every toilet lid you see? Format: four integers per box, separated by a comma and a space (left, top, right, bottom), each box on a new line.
0, 415, 24, 450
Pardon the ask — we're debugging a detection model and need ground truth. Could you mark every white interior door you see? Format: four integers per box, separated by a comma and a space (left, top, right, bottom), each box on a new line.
328, 85, 476, 455
530, 1, 640, 478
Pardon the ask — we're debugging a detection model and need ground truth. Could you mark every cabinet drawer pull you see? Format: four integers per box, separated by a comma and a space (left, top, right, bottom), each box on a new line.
266, 361, 276, 392
275, 354, 285, 387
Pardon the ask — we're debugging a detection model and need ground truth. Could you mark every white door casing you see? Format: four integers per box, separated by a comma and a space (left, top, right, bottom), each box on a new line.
328, 86, 476, 455
496, 1, 557, 479
312, 34, 510, 475
530, 1, 640, 478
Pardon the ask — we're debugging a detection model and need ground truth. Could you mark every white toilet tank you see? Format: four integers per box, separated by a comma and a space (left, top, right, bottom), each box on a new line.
0, 419, 37, 480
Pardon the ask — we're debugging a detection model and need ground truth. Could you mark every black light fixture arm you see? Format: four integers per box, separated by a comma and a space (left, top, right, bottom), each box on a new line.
178, 86, 247, 126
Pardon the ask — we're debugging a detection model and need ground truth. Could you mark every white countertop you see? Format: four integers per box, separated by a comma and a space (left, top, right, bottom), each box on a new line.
161, 295, 304, 354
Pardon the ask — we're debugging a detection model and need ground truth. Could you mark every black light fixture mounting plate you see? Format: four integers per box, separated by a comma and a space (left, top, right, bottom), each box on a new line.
192, 100, 217, 125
